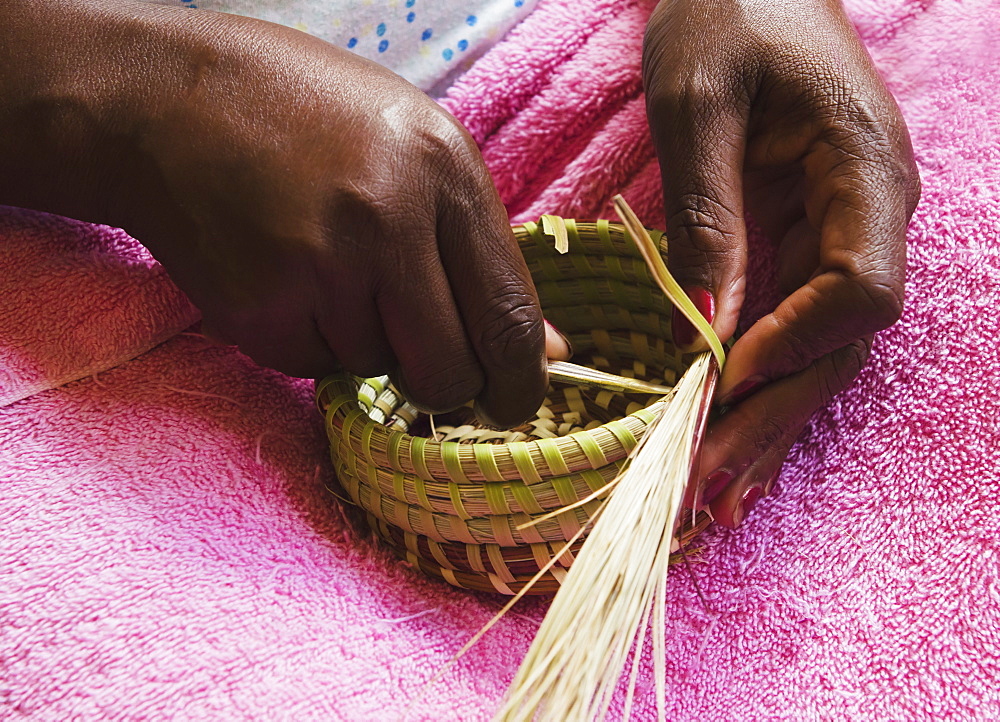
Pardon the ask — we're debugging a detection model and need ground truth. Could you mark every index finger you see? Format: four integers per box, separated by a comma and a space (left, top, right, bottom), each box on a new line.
435, 140, 548, 429
718, 135, 918, 404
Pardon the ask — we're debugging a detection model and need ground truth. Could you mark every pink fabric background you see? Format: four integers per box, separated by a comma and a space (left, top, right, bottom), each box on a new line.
0, 208, 198, 407
2, 0, 998, 718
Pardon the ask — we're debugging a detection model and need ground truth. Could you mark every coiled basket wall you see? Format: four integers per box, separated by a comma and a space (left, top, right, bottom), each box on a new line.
316, 218, 711, 595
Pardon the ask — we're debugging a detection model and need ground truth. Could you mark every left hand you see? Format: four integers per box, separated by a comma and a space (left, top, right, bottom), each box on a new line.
642, 0, 921, 526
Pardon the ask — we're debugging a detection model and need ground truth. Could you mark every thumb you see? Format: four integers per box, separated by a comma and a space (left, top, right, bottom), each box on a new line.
646, 83, 748, 351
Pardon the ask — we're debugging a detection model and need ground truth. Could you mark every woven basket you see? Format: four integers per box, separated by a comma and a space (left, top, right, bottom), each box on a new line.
316, 219, 712, 595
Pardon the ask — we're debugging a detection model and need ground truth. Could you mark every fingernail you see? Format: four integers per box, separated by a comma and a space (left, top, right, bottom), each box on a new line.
472, 400, 510, 432
671, 287, 715, 349
544, 319, 573, 360
733, 485, 763, 527
764, 469, 781, 496
701, 469, 734, 506
719, 375, 767, 407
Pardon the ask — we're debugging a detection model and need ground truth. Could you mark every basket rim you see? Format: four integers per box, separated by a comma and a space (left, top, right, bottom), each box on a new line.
316, 215, 713, 594
316, 217, 696, 487
317, 373, 669, 484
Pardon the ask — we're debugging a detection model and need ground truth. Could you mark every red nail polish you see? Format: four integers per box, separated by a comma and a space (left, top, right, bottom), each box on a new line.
734, 485, 763, 526
671, 287, 715, 349
720, 375, 767, 407
702, 469, 734, 505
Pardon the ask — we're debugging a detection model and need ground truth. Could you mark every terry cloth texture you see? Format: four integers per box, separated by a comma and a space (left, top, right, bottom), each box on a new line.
2, 0, 1000, 719
0, 207, 199, 407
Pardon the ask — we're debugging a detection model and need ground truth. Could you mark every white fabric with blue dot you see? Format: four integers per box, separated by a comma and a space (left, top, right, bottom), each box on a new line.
145, 0, 539, 95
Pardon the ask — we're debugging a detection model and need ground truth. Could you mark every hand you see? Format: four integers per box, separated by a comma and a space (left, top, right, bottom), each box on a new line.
1, 1, 561, 427
643, 0, 920, 525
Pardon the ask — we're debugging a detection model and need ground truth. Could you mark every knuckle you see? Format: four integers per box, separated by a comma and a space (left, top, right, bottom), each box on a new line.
876, 144, 921, 219
327, 185, 392, 245
836, 337, 871, 384
399, 361, 484, 413
669, 191, 738, 239
845, 336, 873, 374
412, 115, 497, 215
473, 292, 544, 366
410, 110, 479, 176
665, 192, 742, 281
827, 252, 905, 332
643, 14, 729, 112
731, 409, 794, 458
815, 338, 871, 405
850, 269, 905, 329
829, 98, 922, 219
814, 364, 840, 408
643, 38, 735, 130
770, 315, 822, 373
645, 74, 717, 129
375, 105, 483, 214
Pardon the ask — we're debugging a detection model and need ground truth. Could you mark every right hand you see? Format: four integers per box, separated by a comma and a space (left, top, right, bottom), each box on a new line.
1, 1, 558, 427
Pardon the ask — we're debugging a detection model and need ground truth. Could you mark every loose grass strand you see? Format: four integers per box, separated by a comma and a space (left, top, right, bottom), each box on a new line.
492, 198, 723, 721
611, 195, 726, 368
494, 354, 711, 721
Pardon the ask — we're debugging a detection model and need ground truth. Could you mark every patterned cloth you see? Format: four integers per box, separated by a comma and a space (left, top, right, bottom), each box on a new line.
148, 0, 538, 94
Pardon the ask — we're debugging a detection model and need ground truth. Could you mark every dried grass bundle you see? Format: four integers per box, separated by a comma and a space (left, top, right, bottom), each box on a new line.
318, 196, 723, 720
493, 196, 723, 720
494, 354, 712, 721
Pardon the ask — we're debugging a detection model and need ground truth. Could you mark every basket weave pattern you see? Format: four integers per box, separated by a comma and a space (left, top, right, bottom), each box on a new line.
317, 220, 710, 594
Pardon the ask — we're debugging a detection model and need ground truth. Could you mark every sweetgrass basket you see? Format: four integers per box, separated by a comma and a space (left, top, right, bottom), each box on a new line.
316, 218, 711, 595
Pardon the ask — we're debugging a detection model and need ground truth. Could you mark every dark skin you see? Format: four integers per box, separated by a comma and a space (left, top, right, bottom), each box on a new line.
0, 0, 918, 526
0, 0, 563, 429
645, 0, 919, 525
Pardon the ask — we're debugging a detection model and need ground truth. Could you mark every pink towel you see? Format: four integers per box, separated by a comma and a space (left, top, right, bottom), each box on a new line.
0, 206, 199, 407
2, 0, 999, 718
